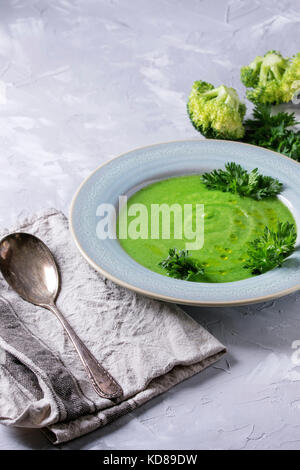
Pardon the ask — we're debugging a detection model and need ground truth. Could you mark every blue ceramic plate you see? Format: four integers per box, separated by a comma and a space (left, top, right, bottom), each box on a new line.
70, 140, 300, 306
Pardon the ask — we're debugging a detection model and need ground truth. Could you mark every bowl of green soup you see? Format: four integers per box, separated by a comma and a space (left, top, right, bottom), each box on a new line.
70, 140, 300, 306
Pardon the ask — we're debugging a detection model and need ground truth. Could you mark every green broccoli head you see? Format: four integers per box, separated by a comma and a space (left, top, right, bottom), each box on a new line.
281, 52, 300, 103
187, 80, 246, 140
240, 55, 263, 88
240, 50, 289, 104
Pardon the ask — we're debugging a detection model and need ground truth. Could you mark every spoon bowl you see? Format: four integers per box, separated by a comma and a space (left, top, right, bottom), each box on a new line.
0, 233, 59, 306
0, 232, 123, 399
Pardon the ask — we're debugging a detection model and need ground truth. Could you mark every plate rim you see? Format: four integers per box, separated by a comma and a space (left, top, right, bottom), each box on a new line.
69, 139, 300, 307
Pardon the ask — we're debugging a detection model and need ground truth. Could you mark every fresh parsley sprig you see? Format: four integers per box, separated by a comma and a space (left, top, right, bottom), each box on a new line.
244, 221, 296, 274
244, 104, 300, 162
201, 162, 282, 200
159, 248, 205, 281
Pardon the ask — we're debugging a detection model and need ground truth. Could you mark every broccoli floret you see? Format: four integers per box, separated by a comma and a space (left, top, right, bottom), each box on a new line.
240, 51, 289, 104
240, 55, 264, 88
187, 80, 246, 140
281, 52, 300, 103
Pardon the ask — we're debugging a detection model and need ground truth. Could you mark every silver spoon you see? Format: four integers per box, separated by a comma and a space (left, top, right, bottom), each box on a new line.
0, 232, 123, 400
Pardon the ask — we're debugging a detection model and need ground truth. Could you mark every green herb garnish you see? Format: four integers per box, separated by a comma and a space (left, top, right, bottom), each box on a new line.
244, 221, 296, 274
244, 104, 300, 162
201, 162, 282, 200
159, 248, 205, 281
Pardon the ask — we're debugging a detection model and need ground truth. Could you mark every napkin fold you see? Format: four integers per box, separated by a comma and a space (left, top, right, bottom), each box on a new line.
0, 209, 226, 444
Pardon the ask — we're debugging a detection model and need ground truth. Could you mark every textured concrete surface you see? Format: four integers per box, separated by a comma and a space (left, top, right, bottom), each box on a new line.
1, 0, 300, 450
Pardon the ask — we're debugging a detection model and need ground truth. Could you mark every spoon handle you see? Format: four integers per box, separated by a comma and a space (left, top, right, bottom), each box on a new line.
47, 303, 123, 399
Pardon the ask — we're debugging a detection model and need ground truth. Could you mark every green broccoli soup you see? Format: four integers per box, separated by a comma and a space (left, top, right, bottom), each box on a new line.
117, 175, 296, 283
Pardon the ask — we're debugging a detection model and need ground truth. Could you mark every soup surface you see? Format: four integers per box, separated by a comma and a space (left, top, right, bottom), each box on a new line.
118, 175, 295, 283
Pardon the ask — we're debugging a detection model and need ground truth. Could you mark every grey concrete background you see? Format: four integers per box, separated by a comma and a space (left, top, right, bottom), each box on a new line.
1, 0, 300, 450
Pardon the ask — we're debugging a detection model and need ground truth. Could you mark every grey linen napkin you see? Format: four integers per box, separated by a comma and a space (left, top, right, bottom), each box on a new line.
0, 209, 226, 444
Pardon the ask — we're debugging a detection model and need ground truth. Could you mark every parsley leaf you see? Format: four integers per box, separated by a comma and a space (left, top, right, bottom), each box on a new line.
201, 162, 282, 200
244, 104, 300, 162
244, 221, 297, 274
159, 248, 205, 281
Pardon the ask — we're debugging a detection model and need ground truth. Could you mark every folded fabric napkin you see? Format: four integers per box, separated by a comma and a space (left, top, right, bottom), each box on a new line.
0, 209, 226, 444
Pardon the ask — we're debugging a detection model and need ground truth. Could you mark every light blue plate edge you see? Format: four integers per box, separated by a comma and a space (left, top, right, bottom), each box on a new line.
69, 140, 300, 306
